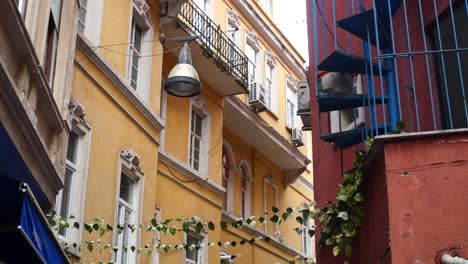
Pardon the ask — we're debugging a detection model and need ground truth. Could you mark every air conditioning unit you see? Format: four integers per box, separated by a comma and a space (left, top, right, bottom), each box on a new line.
297, 81, 310, 115
248, 82, 267, 113
291, 127, 304, 147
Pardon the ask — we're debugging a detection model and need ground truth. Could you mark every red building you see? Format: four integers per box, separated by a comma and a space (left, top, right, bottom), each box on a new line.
304, 0, 468, 263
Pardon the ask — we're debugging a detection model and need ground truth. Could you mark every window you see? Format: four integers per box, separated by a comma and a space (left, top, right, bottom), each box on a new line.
329, 75, 364, 133
116, 173, 136, 264
129, 20, 142, 90
55, 99, 92, 251
15, 0, 27, 17
188, 96, 210, 176
184, 230, 207, 264
220, 250, 233, 264
221, 141, 234, 213
302, 210, 312, 255
44, 0, 62, 86
126, 5, 153, 100
239, 161, 252, 219
189, 111, 202, 171
286, 77, 298, 129
263, 176, 278, 234
77, 0, 104, 46
114, 149, 144, 264
78, 0, 88, 34
265, 52, 277, 112
222, 147, 229, 210
246, 44, 258, 84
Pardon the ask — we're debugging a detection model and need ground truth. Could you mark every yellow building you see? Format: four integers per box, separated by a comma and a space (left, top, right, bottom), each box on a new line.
62, 0, 314, 263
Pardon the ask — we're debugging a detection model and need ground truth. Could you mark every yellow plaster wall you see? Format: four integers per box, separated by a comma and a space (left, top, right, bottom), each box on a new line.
72, 63, 160, 263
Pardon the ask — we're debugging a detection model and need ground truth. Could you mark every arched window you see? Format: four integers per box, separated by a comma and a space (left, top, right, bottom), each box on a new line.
222, 141, 235, 212
222, 146, 229, 210
239, 160, 252, 218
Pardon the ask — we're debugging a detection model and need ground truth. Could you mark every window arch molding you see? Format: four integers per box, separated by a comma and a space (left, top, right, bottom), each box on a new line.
238, 159, 252, 218
222, 140, 235, 213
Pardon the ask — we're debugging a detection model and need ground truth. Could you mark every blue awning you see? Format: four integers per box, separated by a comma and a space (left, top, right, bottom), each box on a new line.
0, 177, 69, 263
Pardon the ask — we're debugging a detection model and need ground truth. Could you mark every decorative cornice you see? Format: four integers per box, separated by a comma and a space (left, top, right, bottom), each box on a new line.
158, 150, 225, 197
265, 51, 276, 67
120, 148, 144, 176
246, 31, 261, 51
191, 95, 208, 112
227, 9, 241, 29
286, 74, 297, 88
76, 34, 165, 132
68, 98, 89, 127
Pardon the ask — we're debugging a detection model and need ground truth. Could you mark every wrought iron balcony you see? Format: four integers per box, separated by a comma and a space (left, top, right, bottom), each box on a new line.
164, 1, 249, 96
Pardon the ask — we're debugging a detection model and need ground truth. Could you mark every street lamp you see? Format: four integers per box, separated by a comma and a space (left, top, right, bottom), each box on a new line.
164, 36, 201, 97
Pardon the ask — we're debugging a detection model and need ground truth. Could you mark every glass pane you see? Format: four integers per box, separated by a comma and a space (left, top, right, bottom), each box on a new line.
119, 173, 133, 203
51, 0, 63, 26
66, 132, 79, 163
134, 23, 142, 52
185, 234, 199, 262
59, 168, 73, 236
195, 115, 202, 136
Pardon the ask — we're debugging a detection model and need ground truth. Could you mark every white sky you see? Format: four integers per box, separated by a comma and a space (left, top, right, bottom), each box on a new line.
273, 0, 309, 66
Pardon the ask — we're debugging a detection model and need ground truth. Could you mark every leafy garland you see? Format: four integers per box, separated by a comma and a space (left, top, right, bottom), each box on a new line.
49, 127, 408, 263
47, 203, 318, 264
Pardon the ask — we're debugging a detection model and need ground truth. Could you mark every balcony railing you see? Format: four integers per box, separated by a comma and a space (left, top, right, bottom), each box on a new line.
177, 1, 249, 89
310, 0, 468, 148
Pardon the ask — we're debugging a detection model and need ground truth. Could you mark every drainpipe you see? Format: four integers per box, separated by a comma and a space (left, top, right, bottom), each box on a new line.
442, 255, 468, 264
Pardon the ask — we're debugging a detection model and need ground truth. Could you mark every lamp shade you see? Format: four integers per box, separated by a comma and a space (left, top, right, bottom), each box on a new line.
164, 42, 201, 97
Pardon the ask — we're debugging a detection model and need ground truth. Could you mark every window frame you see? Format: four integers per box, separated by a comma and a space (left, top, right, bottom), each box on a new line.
221, 141, 235, 213
286, 76, 298, 129
183, 229, 208, 264
54, 102, 92, 256
301, 210, 312, 256
265, 51, 277, 112
78, 0, 104, 46
246, 32, 261, 85
16, 0, 28, 17
187, 96, 211, 177
239, 159, 252, 219
263, 175, 279, 233
113, 149, 145, 264
125, 3, 154, 101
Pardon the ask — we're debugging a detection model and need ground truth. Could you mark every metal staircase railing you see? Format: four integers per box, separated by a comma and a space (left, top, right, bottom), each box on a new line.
312, 0, 468, 149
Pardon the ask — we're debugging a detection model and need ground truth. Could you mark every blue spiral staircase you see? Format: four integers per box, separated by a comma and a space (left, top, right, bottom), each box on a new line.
317, 0, 402, 148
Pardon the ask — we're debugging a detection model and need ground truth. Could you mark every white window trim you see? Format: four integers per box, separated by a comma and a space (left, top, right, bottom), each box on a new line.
159, 79, 168, 151
286, 75, 298, 129
113, 149, 145, 264
301, 210, 312, 256
220, 250, 234, 264
79, 0, 104, 46
246, 31, 262, 84
226, 9, 241, 46
55, 99, 92, 257
265, 51, 277, 112
183, 227, 208, 264
263, 175, 279, 233
152, 207, 162, 264
125, 2, 154, 102
330, 74, 364, 133
222, 140, 235, 214
187, 96, 211, 178
238, 159, 252, 218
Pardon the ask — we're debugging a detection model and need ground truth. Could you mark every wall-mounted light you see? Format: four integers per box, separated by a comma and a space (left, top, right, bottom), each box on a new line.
164, 36, 201, 97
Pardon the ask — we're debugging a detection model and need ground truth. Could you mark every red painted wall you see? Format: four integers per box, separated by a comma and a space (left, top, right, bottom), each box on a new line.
305, 0, 463, 263
384, 132, 468, 263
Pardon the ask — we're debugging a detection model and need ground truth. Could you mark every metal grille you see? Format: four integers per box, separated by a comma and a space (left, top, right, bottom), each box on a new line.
311, 0, 468, 148
177, 1, 249, 88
